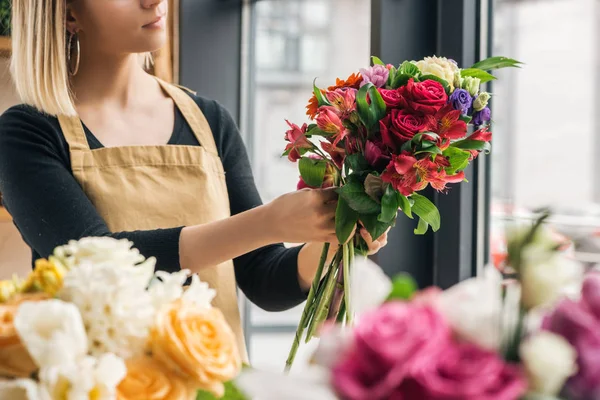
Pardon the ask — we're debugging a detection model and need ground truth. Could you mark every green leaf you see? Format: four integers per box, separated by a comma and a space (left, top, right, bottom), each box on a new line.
196, 381, 247, 400
459, 115, 472, 124
372, 56, 385, 65
397, 193, 413, 219
355, 83, 387, 129
336, 197, 359, 244
360, 213, 392, 241
346, 153, 370, 173
410, 193, 441, 232
471, 56, 523, 71
442, 146, 471, 174
391, 73, 412, 89
415, 140, 442, 155
400, 61, 420, 77
338, 177, 381, 214
313, 79, 330, 107
378, 186, 399, 223
452, 139, 491, 152
306, 125, 331, 137
419, 74, 451, 93
386, 273, 418, 301
364, 174, 386, 203
460, 68, 497, 84
298, 157, 327, 187
414, 217, 430, 234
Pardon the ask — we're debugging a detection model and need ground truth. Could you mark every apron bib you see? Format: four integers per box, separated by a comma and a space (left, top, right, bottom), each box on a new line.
57, 80, 247, 361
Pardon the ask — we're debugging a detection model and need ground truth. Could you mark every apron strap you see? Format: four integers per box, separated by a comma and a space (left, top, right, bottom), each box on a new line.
155, 78, 220, 156
57, 114, 90, 152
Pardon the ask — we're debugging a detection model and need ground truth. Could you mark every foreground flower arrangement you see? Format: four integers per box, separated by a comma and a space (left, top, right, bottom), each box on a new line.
0, 237, 242, 400
283, 55, 523, 368
238, 212, 599, 400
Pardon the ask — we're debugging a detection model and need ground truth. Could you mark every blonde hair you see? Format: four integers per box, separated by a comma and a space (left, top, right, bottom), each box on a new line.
10, 1, 153, 117
10, 0, 75, 116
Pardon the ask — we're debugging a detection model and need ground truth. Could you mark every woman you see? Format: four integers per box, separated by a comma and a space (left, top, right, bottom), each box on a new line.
0, 0, 388, 358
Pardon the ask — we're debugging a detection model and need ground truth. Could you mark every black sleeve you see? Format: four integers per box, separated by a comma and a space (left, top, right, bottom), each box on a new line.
205, 98, 308, 312
0, 106, 182, 272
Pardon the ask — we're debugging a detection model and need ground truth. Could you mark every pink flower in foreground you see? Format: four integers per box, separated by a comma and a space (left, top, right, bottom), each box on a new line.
404, 342, 527, 400
331, 302, 451, 400
326, 88, 357, 119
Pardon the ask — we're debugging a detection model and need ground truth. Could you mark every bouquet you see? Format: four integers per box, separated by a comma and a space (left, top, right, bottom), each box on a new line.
238, 211, 595, 400
284, 55, 522, 369
0, 237, 244, 400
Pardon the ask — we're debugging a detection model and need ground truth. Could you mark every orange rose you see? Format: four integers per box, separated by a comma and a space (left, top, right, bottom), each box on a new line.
117, 356, 194, 400
150, 300, 241, 397
0, 305, 37, 377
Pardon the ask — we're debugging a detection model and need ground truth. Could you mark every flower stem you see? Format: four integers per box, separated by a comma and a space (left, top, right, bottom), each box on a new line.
336, 295, 346, 324
306, 249, 342, 342
284, 243, 330, 372
343, 242, 353, 324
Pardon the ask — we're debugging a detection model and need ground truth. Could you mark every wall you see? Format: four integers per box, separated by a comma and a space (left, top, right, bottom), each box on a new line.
0, 57, 32, 279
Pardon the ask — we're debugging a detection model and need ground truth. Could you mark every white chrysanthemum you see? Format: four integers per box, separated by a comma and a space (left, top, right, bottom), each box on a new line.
52, 236, 156, 271
0, 379, 44, 400
58, 262, 155, 358
14, 300, 88, 368
148, 269, 216, 310
40, 353, 126, 400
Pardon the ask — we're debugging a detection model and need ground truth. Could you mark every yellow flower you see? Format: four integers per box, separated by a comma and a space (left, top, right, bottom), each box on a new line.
23, 259, 67, 296
149, 300, 241, 398
0, 277, 24, 303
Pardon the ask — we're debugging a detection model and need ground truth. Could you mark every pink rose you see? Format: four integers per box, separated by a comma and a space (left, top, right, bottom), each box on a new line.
332, 303, 451, 400
403, 342, 527, 400
542, 273, 600, 399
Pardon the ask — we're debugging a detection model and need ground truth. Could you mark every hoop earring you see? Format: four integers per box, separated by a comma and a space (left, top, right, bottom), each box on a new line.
67, 32, 80, 76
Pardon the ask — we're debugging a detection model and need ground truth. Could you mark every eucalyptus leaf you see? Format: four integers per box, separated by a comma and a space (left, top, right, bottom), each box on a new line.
471, 56, 523, 71
460, 68, 497, 84
298, 157, 327, 188
411, 193, 441, 232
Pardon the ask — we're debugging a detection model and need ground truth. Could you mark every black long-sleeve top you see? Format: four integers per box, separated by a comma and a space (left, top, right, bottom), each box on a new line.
0, 93, 307, 311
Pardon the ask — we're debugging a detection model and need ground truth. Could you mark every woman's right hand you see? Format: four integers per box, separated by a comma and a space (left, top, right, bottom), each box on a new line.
265, 188, 339, 244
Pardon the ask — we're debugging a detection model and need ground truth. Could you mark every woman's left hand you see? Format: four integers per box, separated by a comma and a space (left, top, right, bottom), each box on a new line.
359, 227, 390, 255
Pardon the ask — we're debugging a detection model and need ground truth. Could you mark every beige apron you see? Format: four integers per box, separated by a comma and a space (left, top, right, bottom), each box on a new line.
57, 79, 247, 361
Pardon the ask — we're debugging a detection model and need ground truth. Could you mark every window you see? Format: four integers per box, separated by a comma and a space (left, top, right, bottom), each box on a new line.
241, 0, 372, 369
490, 0, 600, 268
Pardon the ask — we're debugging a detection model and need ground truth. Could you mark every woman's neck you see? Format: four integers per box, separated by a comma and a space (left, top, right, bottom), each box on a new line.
70, 51, 156, 110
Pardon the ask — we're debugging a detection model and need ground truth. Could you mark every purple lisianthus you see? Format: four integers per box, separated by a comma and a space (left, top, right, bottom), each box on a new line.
449, 89, 473, 115
360, 65, 389, 88
472, 107, 491, 126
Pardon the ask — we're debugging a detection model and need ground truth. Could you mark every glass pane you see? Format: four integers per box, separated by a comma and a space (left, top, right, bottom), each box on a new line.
490, 0, 600, 269
244, 0, 371, 367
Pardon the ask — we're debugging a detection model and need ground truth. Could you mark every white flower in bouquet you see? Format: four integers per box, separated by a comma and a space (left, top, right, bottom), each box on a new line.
58, 262, 155, 358
520, 331, 578, 396
520, 248, 583, 310
0, 379, 43, 400
14, 299, 88, 368
415, 56, 460, 89
148, 269, 215, 310
52, 237, 155, 271
438, 267, 506, 351
236, 366, 337, 400
40, 353, 126, 400
350, 257, 392, 318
